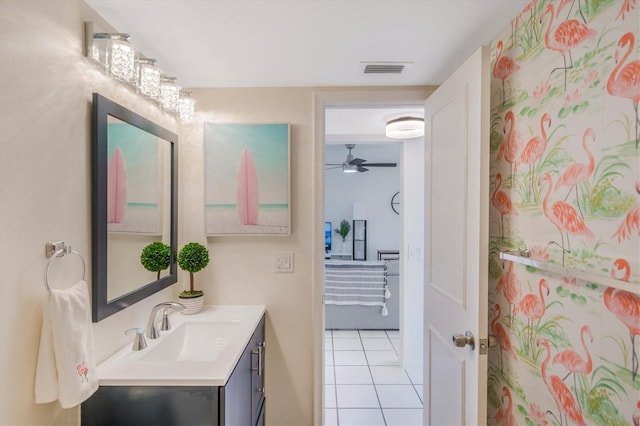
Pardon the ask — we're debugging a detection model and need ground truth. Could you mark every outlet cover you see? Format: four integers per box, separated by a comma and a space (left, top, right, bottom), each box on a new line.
273, 251, 294, 273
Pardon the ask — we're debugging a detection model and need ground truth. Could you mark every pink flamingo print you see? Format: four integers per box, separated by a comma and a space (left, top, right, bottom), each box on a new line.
77, 362, 89, 383
495, 260, 521, 324
517, 113, 551, 202
552, 325, 593, 412
492, 304, 518, 372
633, 400, 640, 426
497, 111, 522, 179
516, 278, 549, 353
605, 258, 640, 381
494, 385, 517, 426
540, 2, 597, 92
617, 0, 637, 21
539, 172, 594, 267
492, 172, 519, 240
607, 32, 640, 149
554, 127, 596, 219
493, 40, 520, 106
537, 338, 587, 426
559, 0, 586, 24
613, 180, 640, 242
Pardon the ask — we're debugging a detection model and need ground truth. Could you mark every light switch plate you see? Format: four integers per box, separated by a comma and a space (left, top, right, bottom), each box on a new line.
273, 251, 294, 273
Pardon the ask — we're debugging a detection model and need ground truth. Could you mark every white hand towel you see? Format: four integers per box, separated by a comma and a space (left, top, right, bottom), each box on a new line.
35, 280, 98, 408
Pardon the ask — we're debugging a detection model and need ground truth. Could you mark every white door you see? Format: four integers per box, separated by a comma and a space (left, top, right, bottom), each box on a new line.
423, 46, 490, 425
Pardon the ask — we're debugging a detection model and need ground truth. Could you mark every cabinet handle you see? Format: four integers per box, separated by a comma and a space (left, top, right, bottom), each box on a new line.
252, 341, 265, 376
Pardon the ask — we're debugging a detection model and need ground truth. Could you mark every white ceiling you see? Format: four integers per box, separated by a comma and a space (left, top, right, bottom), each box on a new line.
86, 1, 528, 144
85, 0, 528, 89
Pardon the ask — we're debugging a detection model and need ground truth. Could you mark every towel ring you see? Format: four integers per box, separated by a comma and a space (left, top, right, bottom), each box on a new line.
45, 246, 86, 294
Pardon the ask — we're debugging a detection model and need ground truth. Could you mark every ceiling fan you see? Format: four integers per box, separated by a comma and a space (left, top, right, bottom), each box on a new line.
325, 144, 397, 173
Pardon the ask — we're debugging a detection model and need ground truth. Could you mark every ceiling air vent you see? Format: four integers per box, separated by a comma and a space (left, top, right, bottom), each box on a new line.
361, 62, 411, 74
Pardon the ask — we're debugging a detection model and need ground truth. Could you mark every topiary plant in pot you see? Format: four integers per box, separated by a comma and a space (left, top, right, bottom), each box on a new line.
140, 242, 171, 280
177, 242, 210, 314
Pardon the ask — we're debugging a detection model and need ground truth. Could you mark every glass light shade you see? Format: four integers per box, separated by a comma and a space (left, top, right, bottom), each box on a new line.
159, 77, 180, 112
136, 58, 161, 99
91, 34, 111, 68
343, 164, 358, 173
107, 35, 137, 83
385, 117, 425, 139
178, 92, 196, 122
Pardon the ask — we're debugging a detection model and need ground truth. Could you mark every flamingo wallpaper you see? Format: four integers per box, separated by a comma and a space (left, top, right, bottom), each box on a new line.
488, 0, 639, 425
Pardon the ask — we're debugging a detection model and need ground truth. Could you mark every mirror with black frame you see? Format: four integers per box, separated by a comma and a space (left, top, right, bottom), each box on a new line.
91, 93, 177, 322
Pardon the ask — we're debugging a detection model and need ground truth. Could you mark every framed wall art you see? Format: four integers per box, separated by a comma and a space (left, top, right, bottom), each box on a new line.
204, 122, 290, 235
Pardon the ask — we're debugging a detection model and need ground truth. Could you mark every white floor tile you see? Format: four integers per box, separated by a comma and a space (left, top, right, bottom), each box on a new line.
359, 330, 388, 338
336, 384, 380, 408
334, 350, 368, 366
325, 337, 333, 351
414, 384, 424, 403
325, 351, 334, 365
324, 408, 338, 425
366, 350, 399, 365
325, 366, 335, 385
338, 408, 385, 426
385, 330, 400, 338
405, 366, 423, 385
332, 329, 360, 338
362, 337, 394, 351
370, 366, 411, 384
325, 385, 337, 408
390, 337, 401, 352
334, 366, 373, 385
383, 408, 424, 426
376, 385, 423, 408
333, 337, 363, 350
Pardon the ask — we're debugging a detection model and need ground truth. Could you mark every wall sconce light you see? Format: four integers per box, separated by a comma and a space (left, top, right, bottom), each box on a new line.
136, 57, 161, 100
159, 76, 180, 112
385, 116, 424, 139
84, 21, 195, 121
178, 91, 196, 122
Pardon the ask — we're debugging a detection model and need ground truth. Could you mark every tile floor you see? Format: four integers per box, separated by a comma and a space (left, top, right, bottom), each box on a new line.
324, 329, 423, 426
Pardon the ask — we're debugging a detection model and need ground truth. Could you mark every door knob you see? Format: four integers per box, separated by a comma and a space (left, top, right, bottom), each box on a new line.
452, 331, 475, 350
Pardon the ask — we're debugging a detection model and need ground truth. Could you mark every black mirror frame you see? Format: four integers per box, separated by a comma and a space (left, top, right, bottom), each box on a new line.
91, 93, 178, 322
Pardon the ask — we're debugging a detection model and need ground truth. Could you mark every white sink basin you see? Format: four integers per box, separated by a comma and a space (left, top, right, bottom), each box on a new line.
96, 305, 265, 386
141, 321, 238, 362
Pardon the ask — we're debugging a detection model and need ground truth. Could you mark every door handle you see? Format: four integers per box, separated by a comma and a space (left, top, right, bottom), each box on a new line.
452, 331, 475, 350
252, 341, 265, 376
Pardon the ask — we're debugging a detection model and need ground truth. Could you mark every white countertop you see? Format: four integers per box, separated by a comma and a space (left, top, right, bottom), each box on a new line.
97, 305, 265, 387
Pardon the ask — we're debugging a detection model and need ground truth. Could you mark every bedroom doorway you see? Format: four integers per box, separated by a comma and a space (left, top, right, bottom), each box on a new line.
321, 100, 426, 425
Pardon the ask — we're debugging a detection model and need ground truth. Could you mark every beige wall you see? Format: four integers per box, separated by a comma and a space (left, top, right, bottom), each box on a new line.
0, 1, 181, 424
0, 1, 431, 425
181, 87, 317, 424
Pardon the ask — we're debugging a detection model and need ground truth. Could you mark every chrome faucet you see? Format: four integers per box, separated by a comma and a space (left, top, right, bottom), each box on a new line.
146, 302, 185, 339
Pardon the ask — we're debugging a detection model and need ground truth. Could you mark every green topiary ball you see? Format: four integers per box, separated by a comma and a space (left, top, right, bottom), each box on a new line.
177, 242, 210, 273
140, 242, 171, 273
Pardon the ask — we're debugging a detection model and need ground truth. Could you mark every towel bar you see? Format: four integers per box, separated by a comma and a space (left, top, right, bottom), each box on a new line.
44, 242, 86, 293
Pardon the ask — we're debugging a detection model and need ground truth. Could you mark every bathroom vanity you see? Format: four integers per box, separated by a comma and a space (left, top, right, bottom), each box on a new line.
81, 305, 265, 426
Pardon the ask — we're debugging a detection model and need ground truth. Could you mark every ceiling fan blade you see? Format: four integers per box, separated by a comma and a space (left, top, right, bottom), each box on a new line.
362, 163, 397, 167
324, 163, 343, 166
357, 166, 369, 172
348, 158, 366, 166
325, 165, 344, 170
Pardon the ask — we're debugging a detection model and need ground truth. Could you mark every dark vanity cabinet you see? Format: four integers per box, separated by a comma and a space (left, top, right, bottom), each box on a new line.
221, 315, 266, 426
81, 315, 266, 426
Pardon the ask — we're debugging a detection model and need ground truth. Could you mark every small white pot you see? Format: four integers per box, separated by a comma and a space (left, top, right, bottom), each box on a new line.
178, 294, 204, 314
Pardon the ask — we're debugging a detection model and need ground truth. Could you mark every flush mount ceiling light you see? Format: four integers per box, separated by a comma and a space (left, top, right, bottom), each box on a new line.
385, 116, 425, 139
